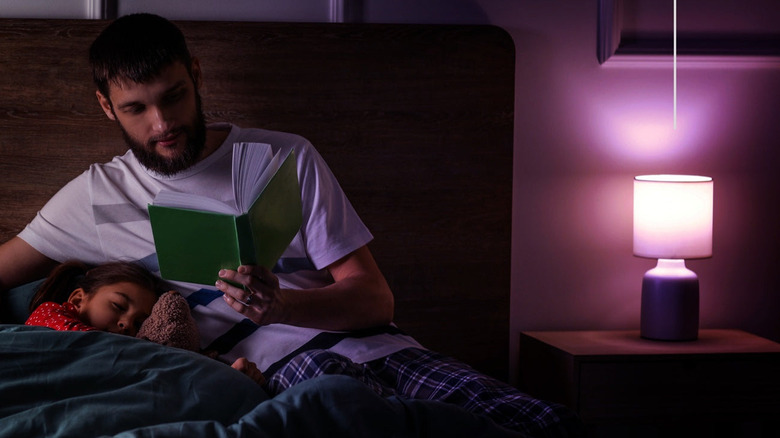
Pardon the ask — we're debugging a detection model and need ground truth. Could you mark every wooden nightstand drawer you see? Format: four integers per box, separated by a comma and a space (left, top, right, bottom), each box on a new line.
518, 329, 780, 429
578, 356, 780, 421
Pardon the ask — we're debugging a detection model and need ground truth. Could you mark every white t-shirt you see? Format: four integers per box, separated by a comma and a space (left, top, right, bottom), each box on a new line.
19, 123, 421, 370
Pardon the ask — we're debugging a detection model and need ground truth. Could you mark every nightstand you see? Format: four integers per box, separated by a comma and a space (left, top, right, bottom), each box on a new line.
518, 330, 780, 437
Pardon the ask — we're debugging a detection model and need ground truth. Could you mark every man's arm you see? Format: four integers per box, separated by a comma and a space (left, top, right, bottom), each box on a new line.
218, 245, 394, 331
0, 237, 58, 293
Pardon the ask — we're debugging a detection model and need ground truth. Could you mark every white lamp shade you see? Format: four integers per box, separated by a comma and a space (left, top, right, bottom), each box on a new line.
633, 175, 713, 259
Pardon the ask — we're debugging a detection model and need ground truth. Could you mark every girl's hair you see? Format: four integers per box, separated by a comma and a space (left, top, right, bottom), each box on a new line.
29, 260, 169, 313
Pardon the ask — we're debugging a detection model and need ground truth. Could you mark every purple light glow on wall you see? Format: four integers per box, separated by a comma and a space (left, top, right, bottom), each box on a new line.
610, 111, 680, 156
589, 78, 740, 164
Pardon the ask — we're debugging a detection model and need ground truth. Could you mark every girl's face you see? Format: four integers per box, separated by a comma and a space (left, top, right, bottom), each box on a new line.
68, 282, 157, 337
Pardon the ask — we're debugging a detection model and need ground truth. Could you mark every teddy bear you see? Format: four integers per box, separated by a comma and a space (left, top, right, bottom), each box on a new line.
136, 290, 200, 352
136, 290, 265, 385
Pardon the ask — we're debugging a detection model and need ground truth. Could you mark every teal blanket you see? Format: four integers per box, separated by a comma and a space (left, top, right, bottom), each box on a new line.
0, 325, 522, 438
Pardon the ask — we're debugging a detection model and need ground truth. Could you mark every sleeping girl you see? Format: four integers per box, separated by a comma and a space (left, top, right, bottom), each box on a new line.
25, 260, 165, 336
25, 260, 264, 384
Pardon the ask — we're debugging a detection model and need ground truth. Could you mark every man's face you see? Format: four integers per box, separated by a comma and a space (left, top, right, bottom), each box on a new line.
96, 61, 206, 176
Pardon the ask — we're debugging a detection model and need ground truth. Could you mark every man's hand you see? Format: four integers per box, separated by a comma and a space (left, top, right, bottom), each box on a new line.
217, 265, 290, 326
215, 246, 394, 331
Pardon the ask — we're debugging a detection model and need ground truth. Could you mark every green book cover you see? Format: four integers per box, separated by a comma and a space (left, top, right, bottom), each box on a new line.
148, 146, 301, 285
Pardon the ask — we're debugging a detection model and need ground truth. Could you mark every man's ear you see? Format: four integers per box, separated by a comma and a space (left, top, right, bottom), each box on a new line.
68, 288, 87, 309
190, 57, 203, 89
96, 90, 117, 121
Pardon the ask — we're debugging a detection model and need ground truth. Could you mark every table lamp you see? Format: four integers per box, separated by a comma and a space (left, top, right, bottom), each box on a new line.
633, 175, 713, 341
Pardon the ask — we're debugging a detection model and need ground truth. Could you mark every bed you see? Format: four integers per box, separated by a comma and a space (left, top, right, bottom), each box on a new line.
0, 18, 574, 437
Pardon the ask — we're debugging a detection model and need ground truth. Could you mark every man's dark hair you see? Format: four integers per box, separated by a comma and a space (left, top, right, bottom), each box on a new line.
89, 13, 192, 100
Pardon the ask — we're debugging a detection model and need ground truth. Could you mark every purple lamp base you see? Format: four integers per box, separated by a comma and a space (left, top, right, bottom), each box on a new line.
640, 259, 699, 341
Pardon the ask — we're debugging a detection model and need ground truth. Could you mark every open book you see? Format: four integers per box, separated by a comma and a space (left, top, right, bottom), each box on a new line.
148, 143, 302, 285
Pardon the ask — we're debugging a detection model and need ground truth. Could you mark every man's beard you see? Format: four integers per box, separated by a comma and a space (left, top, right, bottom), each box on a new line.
120, 95, 207, 176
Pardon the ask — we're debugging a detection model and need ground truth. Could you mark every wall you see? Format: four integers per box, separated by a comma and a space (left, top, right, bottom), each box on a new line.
3, 0, 779, 385
0, 0, 104, 18
501, 0, 780, 384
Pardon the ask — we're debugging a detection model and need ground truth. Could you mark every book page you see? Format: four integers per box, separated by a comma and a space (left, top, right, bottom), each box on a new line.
233, 142, 275, 212
151, 191, 239, 215
233, 143, 290, 213
152, 142, 276, 215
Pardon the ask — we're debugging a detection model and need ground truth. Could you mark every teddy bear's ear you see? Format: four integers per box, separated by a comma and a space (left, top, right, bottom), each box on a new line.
137, 291, 200, 352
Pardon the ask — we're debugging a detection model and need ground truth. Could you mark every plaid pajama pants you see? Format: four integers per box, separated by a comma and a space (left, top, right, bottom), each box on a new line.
265, 348, 583, 437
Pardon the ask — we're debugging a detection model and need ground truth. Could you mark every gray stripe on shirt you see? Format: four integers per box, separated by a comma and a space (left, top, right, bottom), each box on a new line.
93, 204, 148, 225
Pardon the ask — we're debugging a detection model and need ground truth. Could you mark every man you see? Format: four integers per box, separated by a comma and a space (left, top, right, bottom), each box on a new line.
0, 13, 580, 437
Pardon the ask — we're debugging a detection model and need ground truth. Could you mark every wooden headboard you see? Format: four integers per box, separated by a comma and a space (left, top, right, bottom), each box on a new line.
0, 19, 515, 380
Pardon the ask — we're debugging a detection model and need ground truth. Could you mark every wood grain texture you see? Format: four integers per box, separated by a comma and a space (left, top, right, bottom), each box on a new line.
0, 19, 514, 380
518, 330, 780, 431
